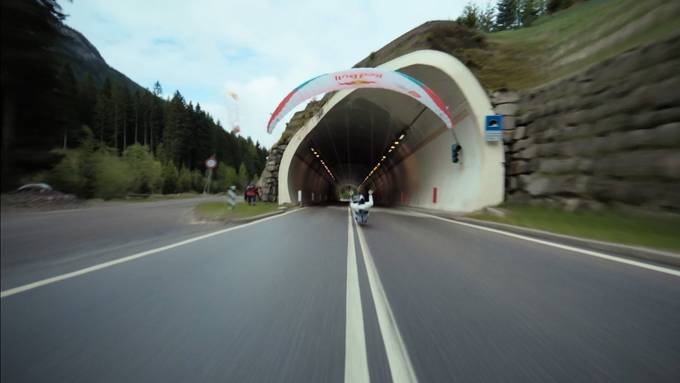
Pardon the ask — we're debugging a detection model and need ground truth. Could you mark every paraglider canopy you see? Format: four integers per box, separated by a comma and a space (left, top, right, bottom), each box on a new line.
226, 89, 240, 134
266, 68, 454, 134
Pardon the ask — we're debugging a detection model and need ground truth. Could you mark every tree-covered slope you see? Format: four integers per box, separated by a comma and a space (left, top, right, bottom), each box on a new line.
1, 0, 267, 192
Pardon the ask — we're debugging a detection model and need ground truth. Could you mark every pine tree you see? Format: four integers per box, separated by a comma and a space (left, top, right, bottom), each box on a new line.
153, 81, 163, 97
520, 0, 540, 27
93, 89, 113, 145
79, 74, 97, 127
132, 90, 141, 144
111, 84, 131, 151
479, 2, 497, 32
149, 94, 164, 150
496, 0, 519, 30
163, 91, 190, 166
1, 0, 67, 187
55, 63, 80, 149
457, 2, 480, 29
238, 163, 249, 190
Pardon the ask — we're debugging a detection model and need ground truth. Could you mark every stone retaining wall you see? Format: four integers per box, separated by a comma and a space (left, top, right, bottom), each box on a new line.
256, 143, 287, 202
497, 34, 680, 211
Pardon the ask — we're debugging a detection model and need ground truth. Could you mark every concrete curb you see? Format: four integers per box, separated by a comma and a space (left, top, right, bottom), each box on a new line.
406, 207, 680, 269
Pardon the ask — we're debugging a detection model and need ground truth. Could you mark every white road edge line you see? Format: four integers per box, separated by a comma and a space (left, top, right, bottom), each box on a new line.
345, 209, 370, 383
0, 208, 306, 299
418, 212, 680, 278
355, 215, 419, 383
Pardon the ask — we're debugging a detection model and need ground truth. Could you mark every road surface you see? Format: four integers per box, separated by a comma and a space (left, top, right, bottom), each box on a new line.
1, 197, 224, 290
2, 205, 679, 382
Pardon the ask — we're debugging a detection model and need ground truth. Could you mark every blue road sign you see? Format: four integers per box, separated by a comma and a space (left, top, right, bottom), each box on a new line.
485, 115, 503, 142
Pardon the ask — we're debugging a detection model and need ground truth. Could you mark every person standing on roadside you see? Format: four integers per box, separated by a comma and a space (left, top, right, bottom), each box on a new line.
245, 184, 257, 205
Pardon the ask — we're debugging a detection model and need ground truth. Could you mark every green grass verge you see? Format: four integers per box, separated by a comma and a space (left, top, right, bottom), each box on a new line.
87, 192, 206, 204
194, 201, 280, 222
468, 204, 680, 253
121, 192, 204, 202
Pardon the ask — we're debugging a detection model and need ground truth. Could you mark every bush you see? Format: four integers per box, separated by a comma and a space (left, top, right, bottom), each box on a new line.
191, 169, 204, 193
123, 144, 162, 194
91, 149, 133, 199
214, 165, 238, 192
161, 161, 178, 194
177, 167, 193, 192
47, 148, 88, 196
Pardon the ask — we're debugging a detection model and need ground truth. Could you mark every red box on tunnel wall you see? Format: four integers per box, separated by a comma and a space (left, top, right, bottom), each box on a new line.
432, 187, 437, 204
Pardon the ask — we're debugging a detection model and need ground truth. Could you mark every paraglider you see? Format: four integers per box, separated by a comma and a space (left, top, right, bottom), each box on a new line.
226, 90, 240, 135
266, 68, 454, 134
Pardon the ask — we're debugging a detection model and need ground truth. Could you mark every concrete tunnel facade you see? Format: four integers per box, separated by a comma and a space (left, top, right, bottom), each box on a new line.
277, 50, 504, 212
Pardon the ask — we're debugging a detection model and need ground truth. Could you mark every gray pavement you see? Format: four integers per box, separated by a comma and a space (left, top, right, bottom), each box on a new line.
1, 197, 224, 290
2, 206, 679, 382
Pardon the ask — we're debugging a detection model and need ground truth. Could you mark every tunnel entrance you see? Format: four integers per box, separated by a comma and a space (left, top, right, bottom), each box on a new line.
278, 50, 504, 212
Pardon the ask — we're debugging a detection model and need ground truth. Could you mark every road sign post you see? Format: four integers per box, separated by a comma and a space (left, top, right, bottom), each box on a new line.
203, 156, 217, 195
227, 186, 237, 210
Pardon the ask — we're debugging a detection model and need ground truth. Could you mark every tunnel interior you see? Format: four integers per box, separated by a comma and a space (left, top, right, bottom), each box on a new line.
282, 57, 503, 212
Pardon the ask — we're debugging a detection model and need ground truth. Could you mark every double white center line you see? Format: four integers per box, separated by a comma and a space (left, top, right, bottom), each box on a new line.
345, 209, 370, 382
345, 208, 418, 383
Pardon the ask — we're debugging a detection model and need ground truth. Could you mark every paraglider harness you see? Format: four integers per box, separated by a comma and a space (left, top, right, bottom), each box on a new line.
350, 191, 373, 225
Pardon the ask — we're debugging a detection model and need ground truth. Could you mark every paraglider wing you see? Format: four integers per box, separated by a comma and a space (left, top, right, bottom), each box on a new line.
266, 68, 454, 134
226, 89, 240, 133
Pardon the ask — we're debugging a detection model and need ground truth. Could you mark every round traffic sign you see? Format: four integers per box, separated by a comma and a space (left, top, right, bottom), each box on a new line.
206, 159, 217, 169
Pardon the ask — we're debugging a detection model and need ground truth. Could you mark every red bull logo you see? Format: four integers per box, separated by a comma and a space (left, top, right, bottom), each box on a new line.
334, 72, 383, 81
338, 79, 377, 86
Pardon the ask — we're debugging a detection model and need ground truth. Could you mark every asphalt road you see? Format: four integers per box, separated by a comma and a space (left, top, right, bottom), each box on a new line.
1, 197, 224, 290
2, 205, 679, 382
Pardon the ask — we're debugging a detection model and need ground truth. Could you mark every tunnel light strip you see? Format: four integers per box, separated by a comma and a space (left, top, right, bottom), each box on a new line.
310, 147, 336, 182
360, 133, 406, 187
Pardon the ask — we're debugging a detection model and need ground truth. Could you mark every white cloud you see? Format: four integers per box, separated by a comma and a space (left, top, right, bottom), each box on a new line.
62, 0, 480, 148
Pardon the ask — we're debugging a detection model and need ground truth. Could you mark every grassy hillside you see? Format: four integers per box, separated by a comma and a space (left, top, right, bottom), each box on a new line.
482, 0, 680, 89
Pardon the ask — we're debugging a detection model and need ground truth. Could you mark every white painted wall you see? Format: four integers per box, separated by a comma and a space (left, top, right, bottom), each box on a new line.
373, 115, 503, 212
288, 155, 332, 204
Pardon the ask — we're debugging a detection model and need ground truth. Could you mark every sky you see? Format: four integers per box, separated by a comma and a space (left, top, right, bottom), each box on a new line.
62, 0, 485, 149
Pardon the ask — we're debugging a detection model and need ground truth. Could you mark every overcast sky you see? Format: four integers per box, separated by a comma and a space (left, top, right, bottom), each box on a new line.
62, 0, 484, 148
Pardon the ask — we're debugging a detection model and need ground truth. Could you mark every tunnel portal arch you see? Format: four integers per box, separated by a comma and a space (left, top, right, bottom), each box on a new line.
278, 50, 504, 212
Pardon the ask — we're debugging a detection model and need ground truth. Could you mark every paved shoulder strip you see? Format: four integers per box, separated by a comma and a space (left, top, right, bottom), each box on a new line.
355, 218, 419, 383
345, 209, 370, 383
419, 212, 680, 278
1, 208, 306, 298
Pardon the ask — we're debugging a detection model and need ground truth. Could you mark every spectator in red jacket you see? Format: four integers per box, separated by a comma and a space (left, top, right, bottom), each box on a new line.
245, 184, 257, 205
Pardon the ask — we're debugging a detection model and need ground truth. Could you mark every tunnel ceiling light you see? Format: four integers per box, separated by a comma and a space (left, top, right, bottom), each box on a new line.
361, 132, 406, 186
309, 147, 336, 182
